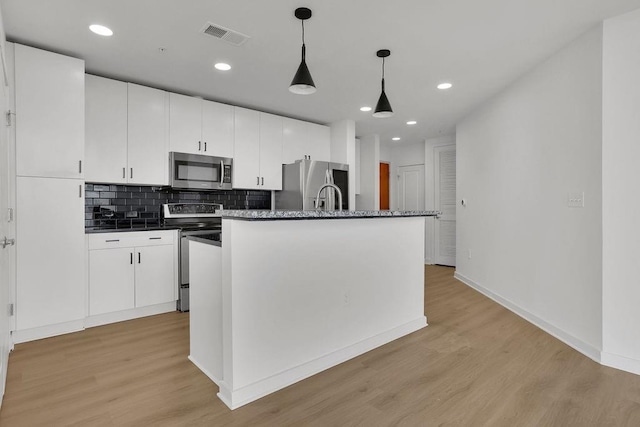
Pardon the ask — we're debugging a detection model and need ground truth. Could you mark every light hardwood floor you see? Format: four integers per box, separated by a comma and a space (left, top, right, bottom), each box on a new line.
2, 266, 640, 426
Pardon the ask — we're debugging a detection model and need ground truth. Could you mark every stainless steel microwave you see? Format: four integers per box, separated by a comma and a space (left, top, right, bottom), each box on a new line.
169, 152, 233, 190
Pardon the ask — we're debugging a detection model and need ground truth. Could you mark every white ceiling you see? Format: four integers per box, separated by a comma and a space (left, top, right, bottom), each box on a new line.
2, 0, 640, 146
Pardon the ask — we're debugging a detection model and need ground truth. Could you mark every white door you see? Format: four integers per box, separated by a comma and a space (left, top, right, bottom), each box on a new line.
134, 244, 175, 307
258, 112, 283, 190
398, 165, 425, 211
233, 107, 260, 189
434, 146, 456, 266
14, 44, 84, 179
89, 248, 135, 315
201, 100, 234, 158
169, 93, 202, 155
0, 44, 15, 403
16, 177, 86, 330
128, 83, 168, 185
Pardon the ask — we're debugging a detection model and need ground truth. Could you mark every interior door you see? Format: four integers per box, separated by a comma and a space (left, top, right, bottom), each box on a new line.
434, 146, 456, 266
379, 162, 390, 210
0, 41, 14, 403
398, 165, 425, 211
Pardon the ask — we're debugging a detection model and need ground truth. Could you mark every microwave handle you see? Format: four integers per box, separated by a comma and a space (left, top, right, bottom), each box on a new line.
220, 160, 225, 186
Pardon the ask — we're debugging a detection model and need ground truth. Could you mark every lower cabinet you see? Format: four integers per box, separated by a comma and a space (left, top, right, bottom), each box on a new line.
88, 230, 177, 317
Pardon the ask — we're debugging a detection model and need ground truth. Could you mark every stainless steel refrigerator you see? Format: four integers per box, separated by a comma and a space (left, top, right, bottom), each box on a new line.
275, 160, 349, 211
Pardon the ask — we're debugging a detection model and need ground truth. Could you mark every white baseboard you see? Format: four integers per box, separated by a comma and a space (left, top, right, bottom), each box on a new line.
188, 355, 222, 386
84, 302, 176, 328
12, 319, 85, 344
454, 272, 601, 363
601, 351, 640, 376
216, 316, 427, 410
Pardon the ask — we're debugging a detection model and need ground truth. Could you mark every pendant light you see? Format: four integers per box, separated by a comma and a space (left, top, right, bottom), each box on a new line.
289, 7, 316, 95
373, 49, 393, 118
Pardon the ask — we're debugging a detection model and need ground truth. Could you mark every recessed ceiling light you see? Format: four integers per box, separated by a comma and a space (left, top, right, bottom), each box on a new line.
360, 106, 372, 112
89, 24, 113, 36
392, 137, 401, 141
437, 82, 453, 90
214, 63, 231, 71
406, 120, 417, 125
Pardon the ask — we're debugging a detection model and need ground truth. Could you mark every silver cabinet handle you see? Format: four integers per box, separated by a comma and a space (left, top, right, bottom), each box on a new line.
138, 252, 141, 264
204, 142, 207, 152
79, 184, 82, 198
149, 237, 162, 240
79, 160, 82, 173
123, 167, 126, 179
130, 168, 133, 179
261, 177, 264, 186
105, 239, 120, 242
198, 141, 202, 151
256, 176, 259, 185
130, 252, 133, 264
1, 237, 15, 249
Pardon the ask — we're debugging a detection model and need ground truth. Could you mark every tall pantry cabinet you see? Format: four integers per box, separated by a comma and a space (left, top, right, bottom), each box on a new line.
11, 43, 86, 341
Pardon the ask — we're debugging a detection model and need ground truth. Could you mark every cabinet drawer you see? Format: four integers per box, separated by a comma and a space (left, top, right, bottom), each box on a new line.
88, 230, 176, 250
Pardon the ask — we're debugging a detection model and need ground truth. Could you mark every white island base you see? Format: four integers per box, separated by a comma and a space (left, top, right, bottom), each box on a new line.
189, 213, 430, 410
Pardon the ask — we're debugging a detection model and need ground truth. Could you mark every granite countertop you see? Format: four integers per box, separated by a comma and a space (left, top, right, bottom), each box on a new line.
221, 210, 441, 221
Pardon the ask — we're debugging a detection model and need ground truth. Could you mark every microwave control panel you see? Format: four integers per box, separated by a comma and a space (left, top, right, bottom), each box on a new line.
223, 164, 232, 183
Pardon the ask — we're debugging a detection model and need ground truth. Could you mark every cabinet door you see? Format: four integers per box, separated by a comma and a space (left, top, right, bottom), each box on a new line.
282, 118, 309, 164
307, 123, 331, 162
169, 93, 202, 155
259, 113, 283, 190
128, 83, 169, 185
14, 44, 84, 178
134, 245, 175, 307
16, 177, 85, 330
85, 75, 128, 183
202, 100, 234, 158
233, 107, 261, 189
89, 248, 135, 315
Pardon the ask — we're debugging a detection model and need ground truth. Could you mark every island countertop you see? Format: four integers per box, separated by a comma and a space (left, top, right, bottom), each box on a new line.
221, 209, 440, 221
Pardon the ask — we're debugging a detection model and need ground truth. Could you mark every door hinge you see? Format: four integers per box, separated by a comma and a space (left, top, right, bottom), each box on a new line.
6, 110, 13, 127
8, 303, 14, 317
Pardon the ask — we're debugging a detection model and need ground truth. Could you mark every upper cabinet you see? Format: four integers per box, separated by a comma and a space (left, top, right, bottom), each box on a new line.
127, 83, 169, 185
85, 75, 128, 183
233, 108, 283, 190
282, 118, 330, 165
14, 44, 84, 178
85, 75, 169, 185
169, 93, 233, 158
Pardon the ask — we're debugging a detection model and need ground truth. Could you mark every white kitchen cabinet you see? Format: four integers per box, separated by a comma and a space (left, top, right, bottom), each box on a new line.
233, 107, 283, 190
355, 138, 361, 195
89, 248, 135, 315
169, 93, 234, 157
127, 83, 169, 185
14, 44, 84, 179
134, 245, 175, 307
16, 176, 85, 331
85, 75, 128, 183
282, 118, 330, 164
87, 230, 177, 317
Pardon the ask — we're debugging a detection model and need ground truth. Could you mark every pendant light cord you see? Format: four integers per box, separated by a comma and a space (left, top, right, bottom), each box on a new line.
301, 20, 306, 60
381, 57, 386, 91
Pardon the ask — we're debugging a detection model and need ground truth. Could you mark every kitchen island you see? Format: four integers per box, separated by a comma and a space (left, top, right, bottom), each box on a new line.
188, 210, 438, 409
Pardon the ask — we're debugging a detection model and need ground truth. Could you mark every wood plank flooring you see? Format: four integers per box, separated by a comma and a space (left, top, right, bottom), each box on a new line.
2, 266, 640, 426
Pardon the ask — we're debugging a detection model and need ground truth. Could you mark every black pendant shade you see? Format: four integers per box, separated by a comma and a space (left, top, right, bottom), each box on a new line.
290, 8, 316, 95
373, 49, 394, 118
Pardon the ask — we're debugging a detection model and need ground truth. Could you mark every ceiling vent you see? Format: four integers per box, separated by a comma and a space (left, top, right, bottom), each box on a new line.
199, 22, 250, 46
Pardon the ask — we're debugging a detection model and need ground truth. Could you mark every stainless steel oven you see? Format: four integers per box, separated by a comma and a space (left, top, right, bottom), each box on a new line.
162, 203, 223, 311
169, 152, 233, 190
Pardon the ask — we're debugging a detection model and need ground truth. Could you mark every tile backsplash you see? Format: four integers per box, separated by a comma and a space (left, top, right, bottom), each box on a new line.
85, 183, 271, 228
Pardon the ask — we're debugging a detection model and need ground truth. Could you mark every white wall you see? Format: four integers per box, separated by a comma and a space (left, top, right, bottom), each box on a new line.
602, 9, 640, 373
356, 135, 379, 210
456, 26, 603, 357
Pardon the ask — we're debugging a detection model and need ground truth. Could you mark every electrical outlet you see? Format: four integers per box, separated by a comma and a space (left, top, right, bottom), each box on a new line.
568, 192, 585, 208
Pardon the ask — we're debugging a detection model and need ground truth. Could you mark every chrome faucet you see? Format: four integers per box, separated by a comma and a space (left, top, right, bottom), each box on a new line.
314, 183, 343, 211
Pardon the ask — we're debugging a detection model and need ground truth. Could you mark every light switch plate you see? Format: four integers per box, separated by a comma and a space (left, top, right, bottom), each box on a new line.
568, 192, 585, 208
